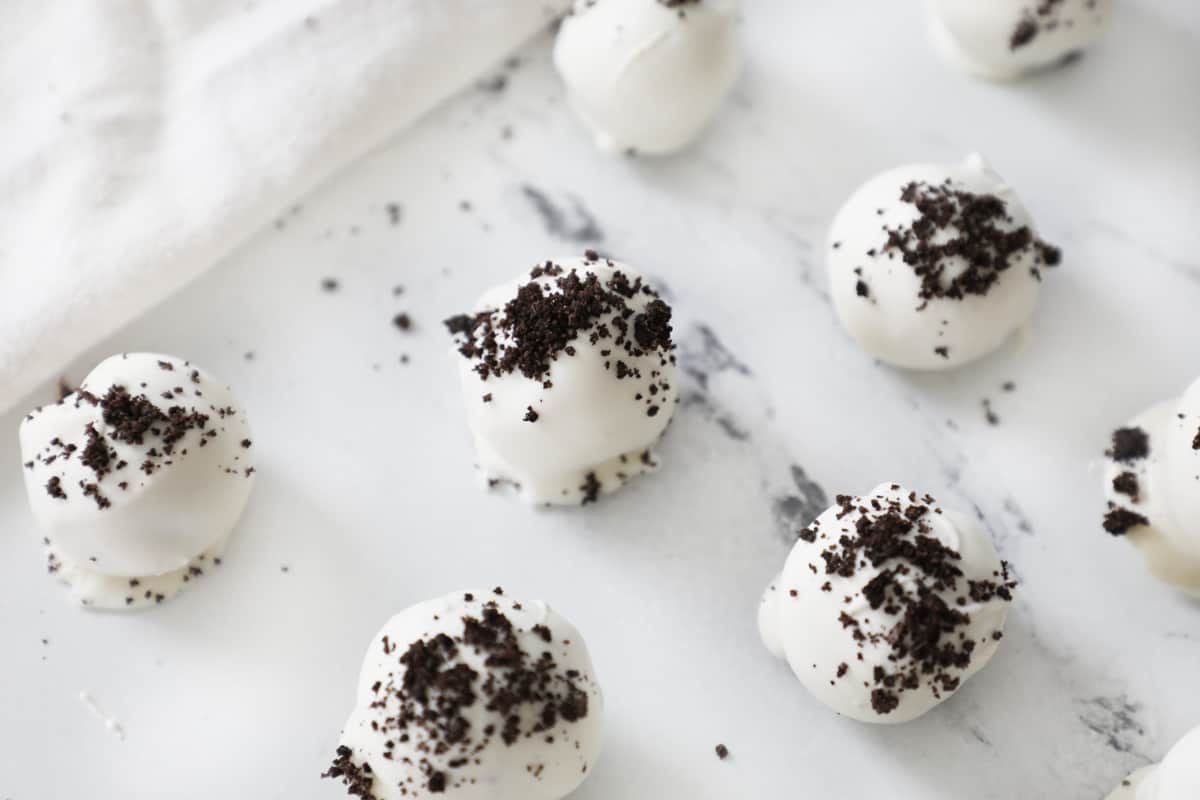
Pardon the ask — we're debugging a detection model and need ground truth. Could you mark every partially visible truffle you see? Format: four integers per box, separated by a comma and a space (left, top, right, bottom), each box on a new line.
1101, 376, 1200, 595
327, 591, 604, 799
928, 0, 1112, 80
554, 0, 742, 155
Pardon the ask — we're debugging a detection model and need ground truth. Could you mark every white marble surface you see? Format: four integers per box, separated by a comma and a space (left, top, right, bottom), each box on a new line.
2, 2, 1199, 798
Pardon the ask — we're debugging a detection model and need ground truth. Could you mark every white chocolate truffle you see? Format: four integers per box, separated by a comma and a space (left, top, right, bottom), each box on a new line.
18, 353, 255, 609
553, 0, 742, 155
445, 254, 677, 505
325, 590, 604, 800
758, 484, 1015, 724
1102, 376, 1200, 595
1107, 725, 1200, 800
829, 154, 1060, 370
928, 0, 1112, 80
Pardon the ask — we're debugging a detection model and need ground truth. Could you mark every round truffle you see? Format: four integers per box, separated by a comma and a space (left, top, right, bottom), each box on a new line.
553, 0, 742, 155
445, 254, 678, 505
325, 590, 604, 800
758, 483, 1015, 724
18, 353, 255, 609
1101, 375, 1200, 595
928, 0, 1112, 80
1107, 724, 1200, 800
829, 154, 1059, 370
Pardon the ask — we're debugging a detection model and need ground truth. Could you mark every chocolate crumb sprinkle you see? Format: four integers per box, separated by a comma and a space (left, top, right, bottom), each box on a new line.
1111, 472, 1139, 501
1107, 427, 1150, 463
46, 476, 67, 500
1103, 507, 1149, 536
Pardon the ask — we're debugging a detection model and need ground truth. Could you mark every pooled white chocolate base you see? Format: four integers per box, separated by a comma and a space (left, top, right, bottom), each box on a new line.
44, 534, 228, 610
474, 438, 662, 506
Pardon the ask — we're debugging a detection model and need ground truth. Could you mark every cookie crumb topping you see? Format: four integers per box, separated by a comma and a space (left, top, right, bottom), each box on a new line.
326, 597, 594, 797
797, 491, 1014, 716
877, 180, 1060, 304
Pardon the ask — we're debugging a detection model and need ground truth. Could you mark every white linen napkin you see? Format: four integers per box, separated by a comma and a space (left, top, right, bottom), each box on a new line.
0, 0, 568, 413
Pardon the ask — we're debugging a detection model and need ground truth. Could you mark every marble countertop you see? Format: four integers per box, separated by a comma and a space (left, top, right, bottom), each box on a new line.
2, 2, 1198, 798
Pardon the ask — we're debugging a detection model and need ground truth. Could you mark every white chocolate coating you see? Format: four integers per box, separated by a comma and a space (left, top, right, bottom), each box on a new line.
1107, 725, 1200, 800
18, 353, 255, 609
554, 0, 742, 155
759, 484, 1013, 724
829, 154, 1053, 371
332, 590, 604, 800
1102, 376, 1200, 595
450, 256, 677, 505
928, 0, 1112, 80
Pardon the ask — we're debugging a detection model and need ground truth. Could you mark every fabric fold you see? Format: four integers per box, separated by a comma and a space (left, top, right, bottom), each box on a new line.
0, 0, 569, 412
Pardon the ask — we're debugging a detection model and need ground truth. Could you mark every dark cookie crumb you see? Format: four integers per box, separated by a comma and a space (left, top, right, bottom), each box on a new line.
1111, 472, 1139, 501
46, 476, 67, 500
983, 399, 1000, 426
322, 745, 377, 799
580, 472, 601, 505
1103, 507, 1149, 536
1107, 427, 1150, 463
871, 688, 900, 715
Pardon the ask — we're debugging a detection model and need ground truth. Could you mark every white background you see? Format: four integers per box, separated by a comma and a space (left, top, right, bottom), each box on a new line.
1, 2, 1198, 798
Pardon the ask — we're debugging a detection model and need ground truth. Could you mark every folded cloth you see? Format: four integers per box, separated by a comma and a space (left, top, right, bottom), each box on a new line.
0, 0, 568, 413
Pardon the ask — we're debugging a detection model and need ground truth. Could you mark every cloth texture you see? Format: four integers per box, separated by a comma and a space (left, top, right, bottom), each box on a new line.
0, 0, 568, 411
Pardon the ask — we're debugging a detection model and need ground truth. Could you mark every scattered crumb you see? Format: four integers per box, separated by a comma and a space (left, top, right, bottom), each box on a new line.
982, 398, 999, 426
